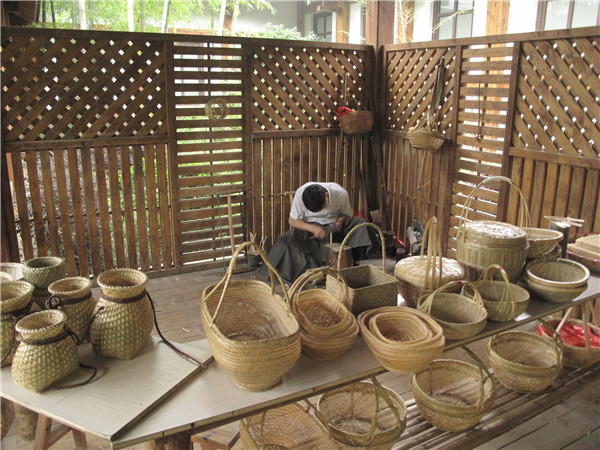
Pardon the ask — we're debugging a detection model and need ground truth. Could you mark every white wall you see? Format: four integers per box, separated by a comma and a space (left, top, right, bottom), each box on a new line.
507, 0, 538, 33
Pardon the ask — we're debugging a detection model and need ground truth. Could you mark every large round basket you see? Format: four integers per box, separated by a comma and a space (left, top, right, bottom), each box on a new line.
394, 217, 464, 307
315, 378, 406, 449
538, 318, 600, 369
523, 228, 564, 259
48, 277, 95, 344
456, 177, 529, 282
91, 269, 154, 360
468, 265, 530, 321
289, 267, 358, 361
410, 354, 495, 432
487, 331, 563, 394
201, 242, 301, 392
525, 258, 590, 289
416, 281, 487, 340
11, 310, 79, 392
240, 402, 336, 450
358, 306, 445, 374
1, 281, 34, 366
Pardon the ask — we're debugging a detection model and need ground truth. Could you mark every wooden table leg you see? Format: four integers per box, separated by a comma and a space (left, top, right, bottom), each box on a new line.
33, 414, 87, 450
149, 431, 193, 450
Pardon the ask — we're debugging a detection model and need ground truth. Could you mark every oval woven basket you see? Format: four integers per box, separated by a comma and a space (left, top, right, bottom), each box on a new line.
525, 275, 588, 303
487, 330, 563, 394
1, 281, 34, 366
91, 268, 154, 360
410, 353, 495, 432
289, 267, 358, 361
456, 177, 529, 282
417, 281, 488, 340
468, 265, 530, 321
22, 256, 66, 289
408, 127, 445, 152
201, 242, 301, 392
523, 228, 564, 259
11, 310, 79, 392
525, 258, 590, 289
315, 378, 406, 449
240, 402, 336, 450
48, 277, 95, 344
358, 306, 445, 374
538, 318, 600, 369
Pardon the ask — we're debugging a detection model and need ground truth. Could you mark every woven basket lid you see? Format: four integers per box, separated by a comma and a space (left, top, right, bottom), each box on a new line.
394, 256, 464, 288
463, 221, 527, 244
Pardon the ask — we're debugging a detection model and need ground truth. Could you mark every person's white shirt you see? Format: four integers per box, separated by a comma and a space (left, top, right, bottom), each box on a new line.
290, 182, 352, 225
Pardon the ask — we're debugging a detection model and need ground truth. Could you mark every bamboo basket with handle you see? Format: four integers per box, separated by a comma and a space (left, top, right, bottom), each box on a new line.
201, 241, 301, 391
326, 222, 399, 315
456, 176, 530, 282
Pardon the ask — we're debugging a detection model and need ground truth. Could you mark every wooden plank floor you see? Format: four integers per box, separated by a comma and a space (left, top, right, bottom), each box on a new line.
2, 260, 599, 449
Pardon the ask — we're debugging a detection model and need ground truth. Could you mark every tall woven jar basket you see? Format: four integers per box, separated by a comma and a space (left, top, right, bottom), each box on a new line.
22, 256, 66, 308
326, 222, 398, 315
1, 281, 34, 366
456, 176, 529, 282
11, 310, 79, 392
201, 242, 301, 392
48, 277, 96, 344
90, 269, 154, 360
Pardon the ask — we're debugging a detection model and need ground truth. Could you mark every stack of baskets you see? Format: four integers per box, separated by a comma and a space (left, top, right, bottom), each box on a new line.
524, 258, 590, 303
326, 223, 398, 315
523, 228, 564, 259
394, 217, 464, 307
567, 233, 600, 274
201, 242, 301, 391
416, 281, 487, 340
289, 267, 359, 361
358, 306, 445, 373
467, 264, 530, 321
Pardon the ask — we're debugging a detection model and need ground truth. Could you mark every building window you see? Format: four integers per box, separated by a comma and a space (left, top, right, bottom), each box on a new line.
537, 0, 600, 30
313, 12, 333, 41
433, 0, 474, 40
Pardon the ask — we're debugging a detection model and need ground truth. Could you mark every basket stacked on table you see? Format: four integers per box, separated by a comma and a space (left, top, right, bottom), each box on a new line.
201, 242, 301, 391
326, 223, 398, 315
1, 280, 35, 366
22, 256, 67, 308
394, 217, 464, 307
523, 228, 564, 259
524, 258, 590, 303
289, 267, 358, 361
416, 281, 487, 340
358, 306, 445, 374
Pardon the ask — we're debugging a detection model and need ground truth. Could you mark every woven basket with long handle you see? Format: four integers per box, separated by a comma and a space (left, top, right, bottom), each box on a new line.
457, 176, 530, 282
201, 241, 301, 391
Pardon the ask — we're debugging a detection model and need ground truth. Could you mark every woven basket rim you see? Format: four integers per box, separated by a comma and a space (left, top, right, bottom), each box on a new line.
1, 280, 34, 309
488, 331, 561, 369
23, 256, 65, 270
15, 309, 66, 334
48, 276, 92, 295
525, 258, 590, 288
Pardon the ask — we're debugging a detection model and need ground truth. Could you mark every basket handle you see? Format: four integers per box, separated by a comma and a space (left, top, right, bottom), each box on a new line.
206, 241, 291, 325
538, 319, 565, 369
288, 266, 351, 313
337, 222, 386, 271
458, 176, 530, 236
475, 264, 517, 318
420, 217, 443, 290
461, 346, 493, 413
419, 280, 466, 314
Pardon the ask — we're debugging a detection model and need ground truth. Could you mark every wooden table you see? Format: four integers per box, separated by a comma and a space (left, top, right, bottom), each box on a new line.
2, 274, 599, 449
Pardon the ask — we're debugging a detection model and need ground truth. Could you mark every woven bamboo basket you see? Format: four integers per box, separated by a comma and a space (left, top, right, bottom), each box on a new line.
339, 110, 374, 135
1, 280, 34, 366
487, 330, 563, 394
289, 267, 359, 361
395, 217, 464, 307
0, 262, 24, 281
11, 310, 79, 392
90, 268, 154, 360
326, 223, 399, 315
22, 256, 66, 289
410, 351, 495, 432
315, 378, 406, 449
416, 281, 487, 340
525, 258, 590, 289
468, 264, 530, 321
358, 306, 445, 373
456, 177, 529, 282
523, 228, 564, 259
48, 277, 96, 344
524, 275, 588, 303
201, 242, 301, 391
408, 127, 445, 152
240, 402, 336, 450
538, 318, 600, 369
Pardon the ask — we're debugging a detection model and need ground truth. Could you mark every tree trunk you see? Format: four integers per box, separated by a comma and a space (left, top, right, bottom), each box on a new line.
161, 0, 172, 33
78, 0, 86, 29
140, 0, 146, 32
128, 0, 135, 31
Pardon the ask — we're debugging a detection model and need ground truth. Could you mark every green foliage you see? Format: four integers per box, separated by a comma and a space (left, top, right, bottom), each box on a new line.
245, 23, 322, 41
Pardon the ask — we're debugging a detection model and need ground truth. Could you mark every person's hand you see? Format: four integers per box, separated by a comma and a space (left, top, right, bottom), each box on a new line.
312, 224, 328, 240
330, 216, 346, 232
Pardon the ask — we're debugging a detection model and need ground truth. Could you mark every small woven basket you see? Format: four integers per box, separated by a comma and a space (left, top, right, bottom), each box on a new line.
408, 126, 445, 152
240, 402, 336, 450
410, 351, 495, 432
90, 268, 154, 360
468, 264, 530, 321
358, 306, 445, 374
289, 267, 359, 361
315, 378, 406, 449
338, 110, 374, 135
394, 217, 464, 307
523, 228, 564, 259
1, 281, 34, 366
11, 310, 79, 392
201, 242, 301, 391
456, 177, 529, 282
525, 258, 590, 289
22, 256, 66, 289
48, 277, 96, 344
487, 330, 563, 394
326, 223, 398, 315
417, 281, 488, 340
538, 318, 600, 369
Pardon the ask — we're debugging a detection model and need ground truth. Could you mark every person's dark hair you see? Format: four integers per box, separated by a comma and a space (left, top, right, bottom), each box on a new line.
302, 184, 327, 212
